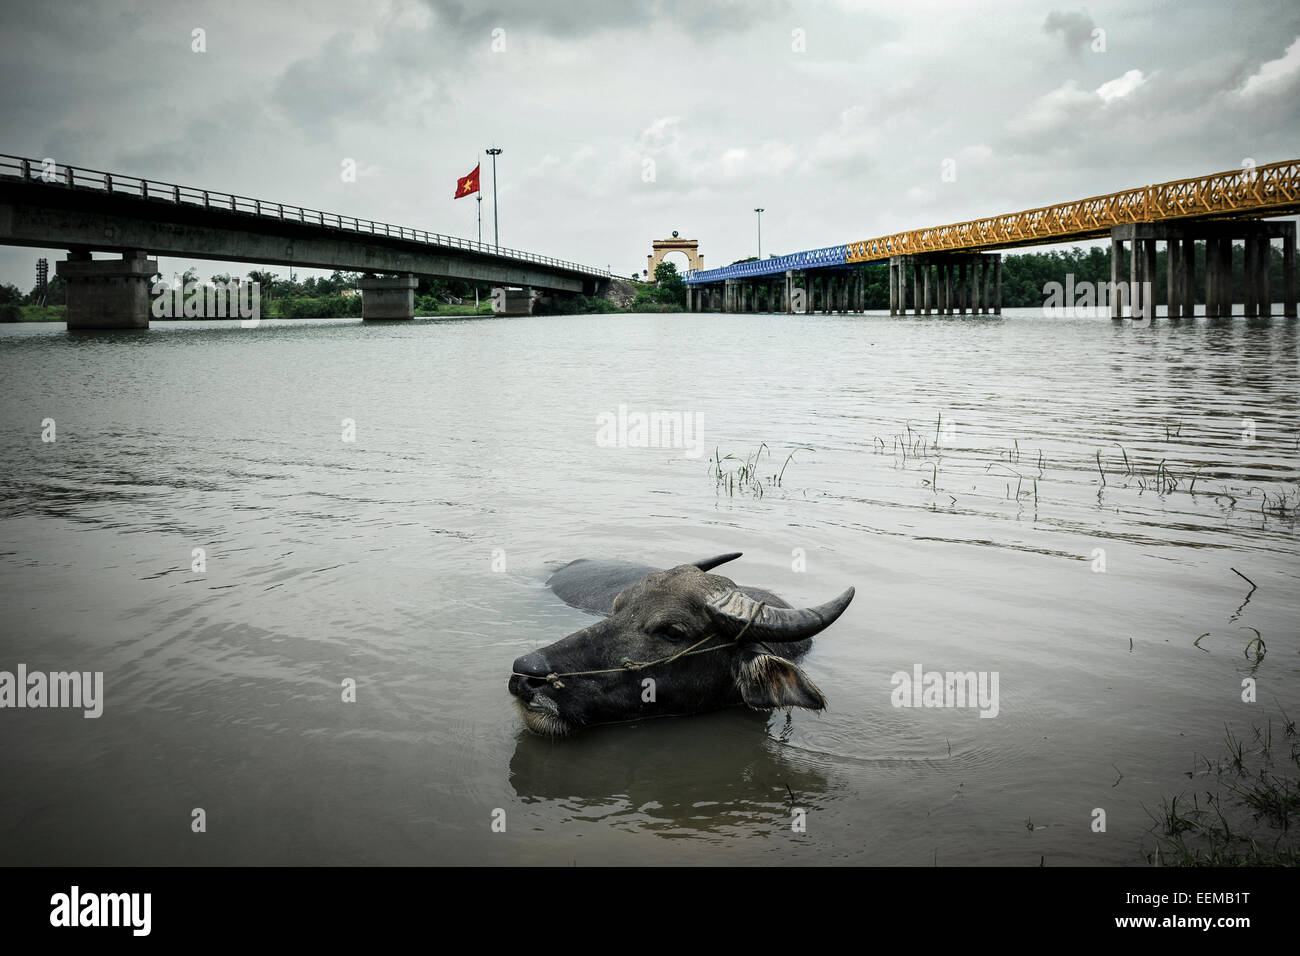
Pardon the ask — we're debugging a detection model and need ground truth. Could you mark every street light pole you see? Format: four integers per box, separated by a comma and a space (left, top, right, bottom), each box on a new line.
486, 147, 503, 252
754, 208, 764, 260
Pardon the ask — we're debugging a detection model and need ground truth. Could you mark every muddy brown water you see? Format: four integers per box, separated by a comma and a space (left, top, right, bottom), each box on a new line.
1, 309, 1296, 864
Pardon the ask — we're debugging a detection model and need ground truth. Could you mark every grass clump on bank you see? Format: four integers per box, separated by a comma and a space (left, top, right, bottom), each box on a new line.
1144, 714, 1300, 866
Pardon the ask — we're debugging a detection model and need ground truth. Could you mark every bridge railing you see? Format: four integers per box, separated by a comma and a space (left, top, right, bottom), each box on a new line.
0, 154, 609, 278
684, 244, 849, 283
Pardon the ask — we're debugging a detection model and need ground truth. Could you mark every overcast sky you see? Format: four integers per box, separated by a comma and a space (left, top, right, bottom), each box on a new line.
1, 0, 1298, 289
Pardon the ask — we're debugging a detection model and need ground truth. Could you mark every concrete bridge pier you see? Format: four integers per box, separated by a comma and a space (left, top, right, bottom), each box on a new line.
1286, 231, 1298, 317
994, 257, 1002, 314
359, 273, 417, 320
57, 250, 157, 330
888, 256, 911, 316
1111, 221, 1294, 320
500, 287, 537, 316
898, 253, 1001, 318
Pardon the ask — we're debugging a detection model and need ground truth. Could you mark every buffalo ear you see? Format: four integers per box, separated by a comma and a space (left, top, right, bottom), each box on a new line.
736, 649, 827, 711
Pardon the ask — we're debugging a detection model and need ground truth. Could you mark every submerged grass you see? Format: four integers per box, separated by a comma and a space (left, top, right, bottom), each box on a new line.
709, 443, 812, 499
863, 413, 1297, 523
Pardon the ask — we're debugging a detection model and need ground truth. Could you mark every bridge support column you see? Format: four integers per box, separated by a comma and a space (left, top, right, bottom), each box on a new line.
359, 273, 417, 320
1129, 237, 1143, 320
911, 261, 920, 316
922, 261, 932, 315
1258, 237, 1271, 316
1205, 239, 1218, 318
1144, 239, 1158, 321
888, 261, 897, 315
1244, 238, 1258, 317
1218, 238, 1232, 317
1285, 230, 1297, 317
1166, 240, 1180, 318
57, 250, 157, 330
994, 256, 1002, 315
1110, 237, 1124, 318
1253, 235, 1271, 317
1181, 238, 1196, 317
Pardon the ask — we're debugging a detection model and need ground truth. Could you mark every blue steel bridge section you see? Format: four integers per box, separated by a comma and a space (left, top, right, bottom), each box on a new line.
683, 243, 850, 284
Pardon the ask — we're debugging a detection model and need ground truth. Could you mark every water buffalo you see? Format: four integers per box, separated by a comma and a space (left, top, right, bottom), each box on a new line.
508, 553, 855, 736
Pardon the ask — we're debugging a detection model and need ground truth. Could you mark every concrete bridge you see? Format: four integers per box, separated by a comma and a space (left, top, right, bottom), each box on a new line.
0, 154, 609, 328
685, 159, 1300, 320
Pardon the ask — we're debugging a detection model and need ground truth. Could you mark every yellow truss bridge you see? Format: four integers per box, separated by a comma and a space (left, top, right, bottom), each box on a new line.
846, 159, 1300, 261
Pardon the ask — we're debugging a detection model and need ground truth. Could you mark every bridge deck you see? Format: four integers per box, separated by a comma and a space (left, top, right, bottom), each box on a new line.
0, 154, 608, 288
687, 159, 1300, 284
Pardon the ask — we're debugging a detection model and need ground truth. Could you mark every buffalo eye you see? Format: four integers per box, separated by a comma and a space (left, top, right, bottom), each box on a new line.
653, 622, 691, 642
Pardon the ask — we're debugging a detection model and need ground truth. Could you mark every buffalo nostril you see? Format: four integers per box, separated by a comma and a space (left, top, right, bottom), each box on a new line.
512, 651, 551, 679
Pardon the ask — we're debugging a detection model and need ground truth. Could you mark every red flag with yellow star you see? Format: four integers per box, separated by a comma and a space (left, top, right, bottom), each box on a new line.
455, 164, 480, 199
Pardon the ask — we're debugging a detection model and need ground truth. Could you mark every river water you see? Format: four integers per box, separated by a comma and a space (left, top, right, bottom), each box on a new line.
1, 309, 1296, 865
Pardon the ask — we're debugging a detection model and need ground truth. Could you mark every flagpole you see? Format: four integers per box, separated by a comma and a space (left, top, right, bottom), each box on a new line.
486, 146, 502, 252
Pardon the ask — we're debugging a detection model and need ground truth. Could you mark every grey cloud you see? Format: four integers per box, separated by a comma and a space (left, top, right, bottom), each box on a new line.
423, 0, 792, 38
1042, 9, 1096, 57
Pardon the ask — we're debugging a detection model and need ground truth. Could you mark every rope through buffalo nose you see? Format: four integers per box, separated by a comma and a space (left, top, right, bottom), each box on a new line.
512, 601, 766, 691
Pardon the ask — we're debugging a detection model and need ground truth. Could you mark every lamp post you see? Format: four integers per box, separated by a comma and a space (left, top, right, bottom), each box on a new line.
486, 147, 503, 252
754, 208, 764, 260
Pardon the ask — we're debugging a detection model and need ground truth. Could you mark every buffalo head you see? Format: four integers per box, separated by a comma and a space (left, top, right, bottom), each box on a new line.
509, 556, 854, 737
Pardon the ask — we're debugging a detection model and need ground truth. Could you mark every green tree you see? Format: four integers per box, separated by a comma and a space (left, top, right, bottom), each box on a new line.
653, 260, 686, 308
